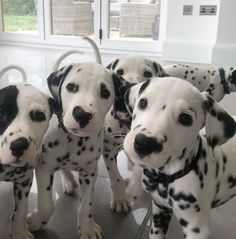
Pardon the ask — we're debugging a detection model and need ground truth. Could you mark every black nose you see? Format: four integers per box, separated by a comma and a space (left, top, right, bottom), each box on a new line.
73, 106, 93, 128
134, 133, 163, 158
10, 137, 29, 158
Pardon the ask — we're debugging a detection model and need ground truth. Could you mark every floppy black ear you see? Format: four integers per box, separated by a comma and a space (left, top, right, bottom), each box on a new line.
124, 83, 143, 114
48, 97, 62, 116
111, 73, 133, 113
106, 59, 119, 71
202, 92, 236, 148
47, 64, 73, 102
153, 62, 169, 77
232, 69, 236, 85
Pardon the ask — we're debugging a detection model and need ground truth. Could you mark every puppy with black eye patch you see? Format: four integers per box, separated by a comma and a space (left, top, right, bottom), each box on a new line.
102, 56, 168, 213
124, 77, 236, 239
27, 54, 133, 238
0, 82, 53, 239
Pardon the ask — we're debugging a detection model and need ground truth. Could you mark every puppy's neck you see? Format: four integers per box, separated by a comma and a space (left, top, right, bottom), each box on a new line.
159, 136, 200, 176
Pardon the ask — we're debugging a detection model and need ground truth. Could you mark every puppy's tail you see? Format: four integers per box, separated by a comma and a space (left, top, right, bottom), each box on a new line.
82, 36, 102, 64
0, 65, 27, 82
52, 49, 84, 71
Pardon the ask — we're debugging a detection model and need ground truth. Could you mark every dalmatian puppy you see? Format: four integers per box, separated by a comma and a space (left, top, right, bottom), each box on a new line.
103, 56, 168, 213
124, 77, 236, 239
0, 65, 53, 239
27, 61, 132, 239
164, 64, 236, 102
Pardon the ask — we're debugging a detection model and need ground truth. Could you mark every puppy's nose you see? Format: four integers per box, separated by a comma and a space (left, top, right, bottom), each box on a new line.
73, 106, 93, 128
134, 133, 163, 158
10, 137, 29, 158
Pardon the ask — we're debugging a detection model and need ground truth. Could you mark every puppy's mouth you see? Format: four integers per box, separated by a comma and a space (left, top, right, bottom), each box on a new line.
69, 128, 92, 137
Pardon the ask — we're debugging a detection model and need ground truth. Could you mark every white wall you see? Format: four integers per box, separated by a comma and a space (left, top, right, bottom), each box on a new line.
162, 0, 219, 63
212, 0, 236, 66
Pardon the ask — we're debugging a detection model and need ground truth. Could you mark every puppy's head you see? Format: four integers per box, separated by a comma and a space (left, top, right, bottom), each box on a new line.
0, 84, 53, 166
47, 62, 131, 136
124, 77, 236, 169
107, 56, 168, 84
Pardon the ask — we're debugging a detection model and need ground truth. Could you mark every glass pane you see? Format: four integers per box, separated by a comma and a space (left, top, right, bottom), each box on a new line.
2, 0, 38, 33
51, 0, 94, 37
109, 0, 161, 41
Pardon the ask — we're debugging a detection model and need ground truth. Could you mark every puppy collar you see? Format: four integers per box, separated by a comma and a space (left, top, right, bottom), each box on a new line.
219, 68, 230, 95
112, 103, 131, 129
144, 138, 202, 186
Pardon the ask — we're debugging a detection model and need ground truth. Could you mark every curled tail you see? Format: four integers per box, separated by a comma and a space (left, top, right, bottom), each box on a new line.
82, 36, 102, 64
0, 64, 27, 82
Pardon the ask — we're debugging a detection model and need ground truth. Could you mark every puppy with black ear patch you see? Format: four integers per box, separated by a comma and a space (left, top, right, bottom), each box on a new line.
27, 60, 132, 239
102, 55, 168, 213
0, 66, 54, 239
124, 77, 236, 239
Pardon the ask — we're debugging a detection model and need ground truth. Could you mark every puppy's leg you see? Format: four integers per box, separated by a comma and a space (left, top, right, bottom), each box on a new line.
61, 170, 78, 195
103, 135, 132, 213
125, 164, 143, 201
27, 163, 55, 232
11, 172, 34, 239
177, 208, 210, 239
149, 200, 172, 239
77, 163, 103, 239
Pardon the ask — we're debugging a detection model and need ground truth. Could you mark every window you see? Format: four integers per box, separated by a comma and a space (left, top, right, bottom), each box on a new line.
2, 0, 38, 34
109, 0, 161, 41
0, 0, 164, 54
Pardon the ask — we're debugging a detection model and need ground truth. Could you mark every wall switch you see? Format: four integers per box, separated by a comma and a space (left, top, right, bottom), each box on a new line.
183, 5, 193, 15
200, 5, 217, 15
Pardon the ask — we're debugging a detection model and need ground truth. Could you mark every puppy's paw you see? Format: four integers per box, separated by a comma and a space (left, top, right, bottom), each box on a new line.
61, 170, 78, 196
11, 228, 34, 239
79, 220, 103, 239
27, 210, 48, 232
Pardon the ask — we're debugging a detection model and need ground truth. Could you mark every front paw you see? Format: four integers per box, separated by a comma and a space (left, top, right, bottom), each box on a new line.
27, 209, 51, 232
149, 228, 165, 239
61, 171, 78, 196
11, 228, 34, 239
110, 190, 131, 213
78, 219, 103, 239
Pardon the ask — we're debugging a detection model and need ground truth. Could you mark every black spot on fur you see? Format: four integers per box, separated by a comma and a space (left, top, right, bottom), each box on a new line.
179, 218, 188, 227
100, 83, 111, 99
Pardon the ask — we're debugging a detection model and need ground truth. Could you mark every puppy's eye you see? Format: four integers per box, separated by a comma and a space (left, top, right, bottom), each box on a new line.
143, 71, 153, 78
66, 83, 79, 93
0, 110, 7, 123
30, 110, 46, 122
178, 113, 193, 126
116, 69, 124, 76
138, 98, 148, 110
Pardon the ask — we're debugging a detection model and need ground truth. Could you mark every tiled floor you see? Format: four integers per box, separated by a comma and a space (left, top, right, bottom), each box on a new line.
0, 45, 236, 239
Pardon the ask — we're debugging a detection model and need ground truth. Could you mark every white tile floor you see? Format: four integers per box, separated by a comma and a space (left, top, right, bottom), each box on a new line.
0, 45, 236, 239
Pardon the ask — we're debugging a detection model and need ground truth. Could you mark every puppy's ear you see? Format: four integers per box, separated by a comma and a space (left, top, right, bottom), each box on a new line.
153, 62, 169, 77
124, 83, 143, 114
111, 73, 133, 112
48, 97, 62, 116
106, 59, 119, 71
232, 69, 236, 85
202, 92, 236, 148
47, 64, 73, 102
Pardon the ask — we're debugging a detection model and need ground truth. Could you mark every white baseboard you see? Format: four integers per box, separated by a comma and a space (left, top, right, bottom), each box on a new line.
162, 39, 214, 64
212, 43, 236, 66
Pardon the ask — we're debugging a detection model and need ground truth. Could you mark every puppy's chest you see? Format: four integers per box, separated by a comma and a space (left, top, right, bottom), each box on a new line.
43, 132, 103, 169
0, 163, 33, 183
